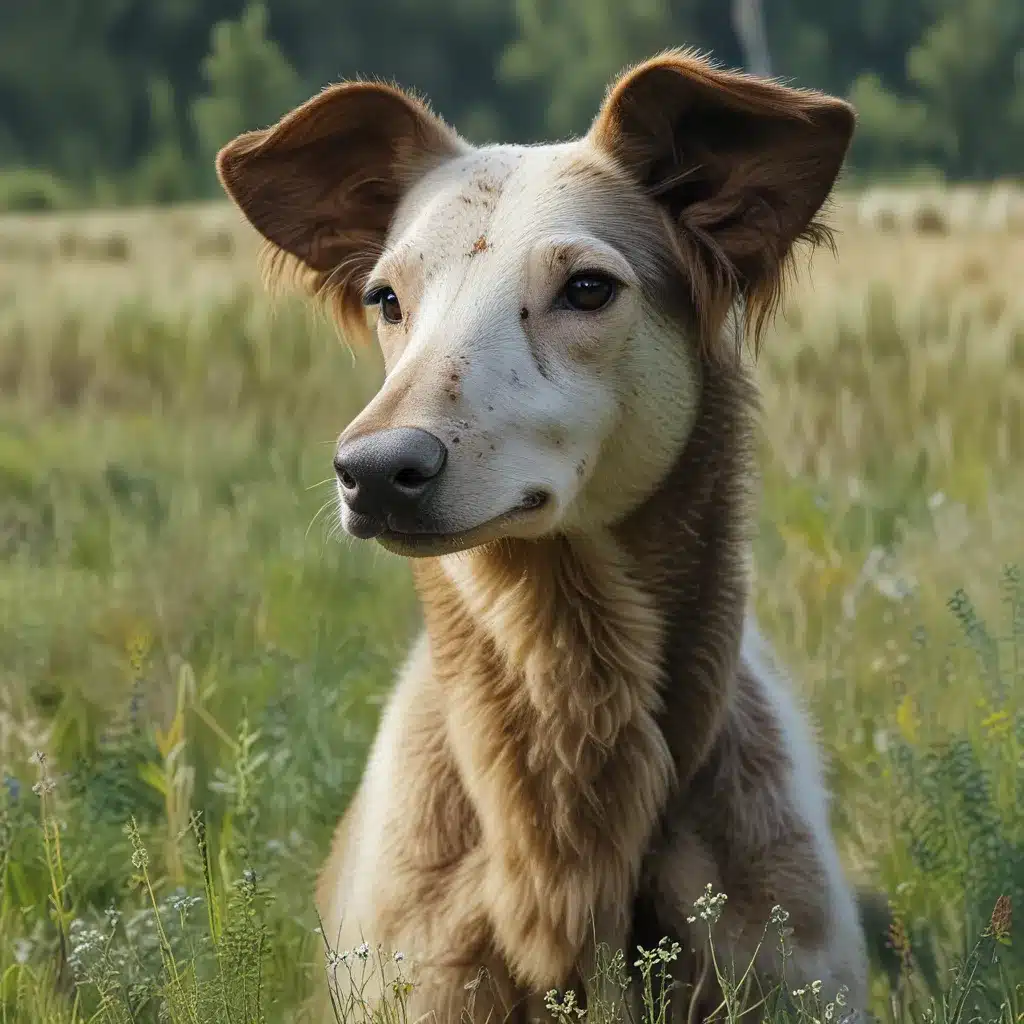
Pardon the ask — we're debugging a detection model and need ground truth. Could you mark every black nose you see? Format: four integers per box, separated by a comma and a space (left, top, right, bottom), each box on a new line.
334, 427, 447, 528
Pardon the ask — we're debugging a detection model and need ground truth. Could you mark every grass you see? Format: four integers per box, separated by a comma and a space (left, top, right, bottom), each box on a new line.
1, 188, 1023, 1022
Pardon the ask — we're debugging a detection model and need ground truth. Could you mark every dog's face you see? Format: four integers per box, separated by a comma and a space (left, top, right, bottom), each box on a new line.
325, 142, 705, 554
218, 51, 854, 556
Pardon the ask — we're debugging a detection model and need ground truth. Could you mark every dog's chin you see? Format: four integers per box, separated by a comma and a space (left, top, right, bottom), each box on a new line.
342, 501, 552, 558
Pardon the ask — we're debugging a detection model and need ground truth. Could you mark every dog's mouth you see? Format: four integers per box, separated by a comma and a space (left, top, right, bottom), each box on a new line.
346, 491, 550, 558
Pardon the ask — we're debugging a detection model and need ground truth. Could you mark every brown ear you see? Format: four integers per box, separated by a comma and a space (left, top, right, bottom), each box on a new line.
216, 82, 465, 328
589, 49, 855, 350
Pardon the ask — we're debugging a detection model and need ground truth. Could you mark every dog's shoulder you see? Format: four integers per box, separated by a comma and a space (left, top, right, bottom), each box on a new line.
690, 618, 831, 841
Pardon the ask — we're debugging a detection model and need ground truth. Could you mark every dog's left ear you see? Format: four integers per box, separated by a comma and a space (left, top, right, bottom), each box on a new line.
589, 50, 855, 348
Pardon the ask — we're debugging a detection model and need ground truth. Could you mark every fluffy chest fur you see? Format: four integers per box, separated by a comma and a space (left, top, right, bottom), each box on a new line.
404, 364, 756, 991
417, 535, 671, 987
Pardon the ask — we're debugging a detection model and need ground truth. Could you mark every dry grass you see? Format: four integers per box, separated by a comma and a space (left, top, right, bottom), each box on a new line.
1, 186, 1023, 1021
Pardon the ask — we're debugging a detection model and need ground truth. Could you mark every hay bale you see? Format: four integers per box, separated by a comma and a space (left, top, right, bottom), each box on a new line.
908, 197, 949, 235
857, 189, 901, 232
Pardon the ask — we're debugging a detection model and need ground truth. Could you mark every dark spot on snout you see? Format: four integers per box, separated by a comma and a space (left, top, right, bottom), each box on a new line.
520, 307, 529, 321
445, 367, 462, 403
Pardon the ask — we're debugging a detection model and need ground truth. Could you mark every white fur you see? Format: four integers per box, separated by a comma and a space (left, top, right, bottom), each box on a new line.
740, 620, 868, 1004
324, 631, 445, 938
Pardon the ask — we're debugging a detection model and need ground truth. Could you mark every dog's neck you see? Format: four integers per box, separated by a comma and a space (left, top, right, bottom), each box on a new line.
614, 357, 758, 781
414, 359, 757, 793
409, 361, 757, 980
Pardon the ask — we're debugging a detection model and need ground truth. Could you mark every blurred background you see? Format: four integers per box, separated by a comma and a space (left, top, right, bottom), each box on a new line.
1, 3, 1023, 1023
1, 0, 1024, 207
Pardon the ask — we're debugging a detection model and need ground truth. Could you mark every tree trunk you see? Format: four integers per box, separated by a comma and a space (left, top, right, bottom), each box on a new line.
732, 0, 772, 78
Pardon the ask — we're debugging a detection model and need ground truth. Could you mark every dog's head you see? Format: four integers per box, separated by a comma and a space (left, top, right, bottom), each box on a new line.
218, 51, 854, 557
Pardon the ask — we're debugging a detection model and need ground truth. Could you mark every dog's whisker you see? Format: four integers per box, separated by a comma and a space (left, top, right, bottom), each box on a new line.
306, 498, 338, 539
306, 476, 337, 492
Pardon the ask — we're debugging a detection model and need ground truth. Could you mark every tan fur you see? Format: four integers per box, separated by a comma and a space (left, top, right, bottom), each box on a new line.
218, 48, 866, 1024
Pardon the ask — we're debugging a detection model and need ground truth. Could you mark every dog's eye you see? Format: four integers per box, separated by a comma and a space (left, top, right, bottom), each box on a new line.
562, 273, 616, 312
364, 286, 403, 324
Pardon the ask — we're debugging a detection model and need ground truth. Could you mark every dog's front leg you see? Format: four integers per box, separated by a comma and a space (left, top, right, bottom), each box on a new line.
481, 843, 635, 992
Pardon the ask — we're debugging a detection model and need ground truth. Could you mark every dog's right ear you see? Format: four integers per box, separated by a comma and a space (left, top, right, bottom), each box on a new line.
216, 83, 465, 320
588, 50, 855, 352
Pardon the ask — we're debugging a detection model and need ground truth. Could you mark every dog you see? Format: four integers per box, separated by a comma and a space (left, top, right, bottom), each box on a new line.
217, 48, 869, 1022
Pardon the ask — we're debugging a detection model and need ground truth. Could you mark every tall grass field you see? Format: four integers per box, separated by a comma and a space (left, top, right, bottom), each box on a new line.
1, 184, 1023, 1022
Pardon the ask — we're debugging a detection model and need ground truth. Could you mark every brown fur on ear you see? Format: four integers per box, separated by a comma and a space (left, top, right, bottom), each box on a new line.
216, 82, 466, 339
589, 48, 855, 355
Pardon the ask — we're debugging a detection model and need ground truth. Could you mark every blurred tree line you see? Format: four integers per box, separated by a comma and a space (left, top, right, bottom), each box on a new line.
0, 0, 1022, 209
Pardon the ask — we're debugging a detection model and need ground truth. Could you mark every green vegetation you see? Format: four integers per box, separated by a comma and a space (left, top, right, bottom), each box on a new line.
2, 0, 1024, 209
1, 194, 1023, 1020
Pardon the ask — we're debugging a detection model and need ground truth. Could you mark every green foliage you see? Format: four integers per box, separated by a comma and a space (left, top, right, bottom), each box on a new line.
873, 575, 1024, 1017
500, 0, 677, 138
2, 0, 1024, 195
0, 169, 76, 213
192, 3, 302, 175
846, 73, 947, 176
844, 0, 1024, 179
132, 78, 198, 206
903, 0, 1024, 179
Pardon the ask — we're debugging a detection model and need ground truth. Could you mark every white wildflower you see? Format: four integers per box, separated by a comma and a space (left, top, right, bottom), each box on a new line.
656, 938, 681, 963
692, 883, 728, 925
169, 891, 203, 915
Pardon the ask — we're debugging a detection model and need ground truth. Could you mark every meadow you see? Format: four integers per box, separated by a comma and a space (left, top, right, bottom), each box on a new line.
1, 183, 1023, 1023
